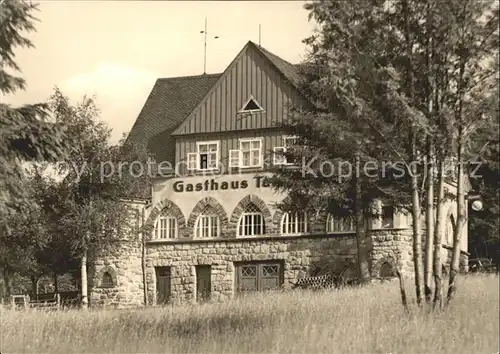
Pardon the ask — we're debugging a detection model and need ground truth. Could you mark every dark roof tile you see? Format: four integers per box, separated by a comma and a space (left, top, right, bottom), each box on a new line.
126, 73, 221, 149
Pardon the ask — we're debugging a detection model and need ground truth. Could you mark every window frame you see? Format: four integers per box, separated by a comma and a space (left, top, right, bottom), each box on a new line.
326, 214, 355, 233
101, 272, 115, 288
274, 135, 299, 166
153, 213, 178, 240
194, 140, 220, 171
237, 205, 266, 237
194, 214, 220, 239
238, 95, 265, 113
281, 212, 309, 235
381, 206, 394, 229
238, 137, 263, 169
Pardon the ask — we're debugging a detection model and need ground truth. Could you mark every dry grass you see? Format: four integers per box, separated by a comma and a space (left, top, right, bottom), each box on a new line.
1, 275, 498, 354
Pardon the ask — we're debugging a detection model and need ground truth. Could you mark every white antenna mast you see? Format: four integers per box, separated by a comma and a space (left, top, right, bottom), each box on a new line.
200, 17, 219, 74
259, 24, 261, 46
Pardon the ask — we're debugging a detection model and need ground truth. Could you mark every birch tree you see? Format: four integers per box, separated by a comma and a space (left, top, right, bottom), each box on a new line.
46, 89, 150, 308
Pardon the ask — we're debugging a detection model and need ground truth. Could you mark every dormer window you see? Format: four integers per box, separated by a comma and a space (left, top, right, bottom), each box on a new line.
239, 96, 264, 113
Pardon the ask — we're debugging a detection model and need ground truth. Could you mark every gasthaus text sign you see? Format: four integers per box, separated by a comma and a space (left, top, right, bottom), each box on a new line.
172, 176, 272, 193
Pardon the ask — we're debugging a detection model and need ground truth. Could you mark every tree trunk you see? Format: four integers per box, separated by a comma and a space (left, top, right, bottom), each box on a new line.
411, 166, 424, 305
355, 157, 371, 283
447, 148, 466, 304
54, 273, 58, 293
30, 275, 38, 299
141, 207, 148, 306
402, 0, 423, 305
395, 267, 409, 312
424, 141, 434, 303
447, 49, 467, 305
0, 267, 6, 304
4, 267, 12, 303
433, 159, 445, 309
81, 251, 88, 309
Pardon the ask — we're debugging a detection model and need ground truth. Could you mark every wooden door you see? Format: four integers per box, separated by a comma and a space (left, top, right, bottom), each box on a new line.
195, 265, 211, 302
236, 262, 282, 293
155, 267, 171, 305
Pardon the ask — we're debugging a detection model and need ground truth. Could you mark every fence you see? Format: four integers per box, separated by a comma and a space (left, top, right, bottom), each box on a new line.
9, 291, 81, 310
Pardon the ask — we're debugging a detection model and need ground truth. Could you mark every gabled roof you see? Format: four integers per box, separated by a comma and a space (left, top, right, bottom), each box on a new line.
125, 73, 221, 148
255, 42, 302, 89
126, 41, 303, 146
172, 41, 305, 136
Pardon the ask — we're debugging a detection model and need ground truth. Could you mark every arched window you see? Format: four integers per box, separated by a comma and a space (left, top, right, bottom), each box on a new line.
326, 214, 355, 233
194, 207, 220, 238
446, 215, 454, 245
154, 210, 178, 239
281, 212, 308, 235
101, 272, 114, 288
237, 203, 265, 237
379, 262, 395, 278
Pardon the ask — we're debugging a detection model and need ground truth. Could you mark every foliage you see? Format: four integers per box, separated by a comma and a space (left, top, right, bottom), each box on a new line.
39, 88, 150, 262
268, 0, 415, 218
0, 0, 70, 220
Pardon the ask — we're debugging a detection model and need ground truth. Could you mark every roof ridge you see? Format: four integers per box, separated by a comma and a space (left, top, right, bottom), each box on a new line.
249, 40, 297, 66
157, 73, 222, 81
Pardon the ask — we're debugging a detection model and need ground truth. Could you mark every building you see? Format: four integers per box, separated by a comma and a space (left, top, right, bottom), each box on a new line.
89, 41, 469, 307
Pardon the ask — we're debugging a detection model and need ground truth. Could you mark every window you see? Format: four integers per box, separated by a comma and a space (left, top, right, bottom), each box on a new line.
273, 135, 298, 166
382, 206, 394, 228
239, 138, 262, 168
188, 141, 219, 171
195, 214, 220, 238
281, 212, 309, 235
101, 272, 114, 288
239, 96, 264, 113
237, 203, 265, 237
236, 262, 282, 293
326, 214, 355, 233
154, 212, 178, 239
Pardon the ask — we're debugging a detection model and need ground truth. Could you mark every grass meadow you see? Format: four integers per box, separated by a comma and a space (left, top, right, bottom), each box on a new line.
1, 275, 498, 354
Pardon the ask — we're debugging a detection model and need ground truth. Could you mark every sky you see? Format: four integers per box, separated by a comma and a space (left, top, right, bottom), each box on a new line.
2, 1, 316, 143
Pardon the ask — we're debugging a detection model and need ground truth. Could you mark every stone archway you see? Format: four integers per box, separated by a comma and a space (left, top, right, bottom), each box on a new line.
96, 266, 118, 288
230, 195, 274, 235
187, 197, 229, 227
144, 198, 186, 239
186, 197, 229, 237
372, 256, 398, 278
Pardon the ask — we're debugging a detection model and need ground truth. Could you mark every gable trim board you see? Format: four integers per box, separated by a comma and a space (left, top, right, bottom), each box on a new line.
171, 41, 306, 136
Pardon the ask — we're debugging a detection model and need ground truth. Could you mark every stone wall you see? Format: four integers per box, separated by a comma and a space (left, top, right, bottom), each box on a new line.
89, 225, 470, 308
370, 229, 414, 276
89, 240, 144, 308
144, 228, 414, 305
